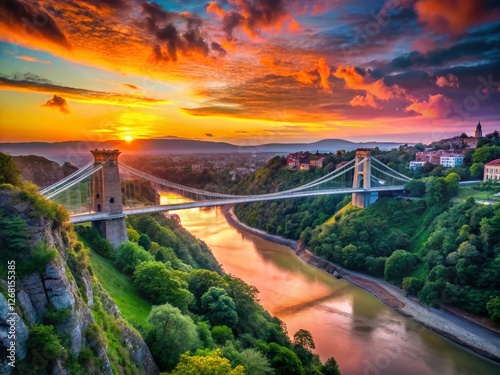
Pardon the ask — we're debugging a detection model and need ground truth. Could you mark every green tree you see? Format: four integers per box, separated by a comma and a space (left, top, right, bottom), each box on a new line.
384, 250, 418, 283
134, 261, 193, 310
444, 172, 460, 197
24, 324, 63, 373
486, 296, 500, 323
114, 241, 153, 275
293, 329, 315, 351
473, 146, 500, 164
146, 304, 201, 371
238, 348, 274, 375
425, 177, 447, 205
261, 342, 305, 375
470, 162, 484, 179
170, 349, 245, 375
201, 287, 239, 329
211, 325, 234, 345
404, 179, 426, 197
322, 357, 341, 375
0, 152, 22, 186
414, 143, 425, 151
138, 233, 152, 250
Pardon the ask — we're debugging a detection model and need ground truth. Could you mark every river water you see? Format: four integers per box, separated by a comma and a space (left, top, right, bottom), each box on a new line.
161, 193, 499, 375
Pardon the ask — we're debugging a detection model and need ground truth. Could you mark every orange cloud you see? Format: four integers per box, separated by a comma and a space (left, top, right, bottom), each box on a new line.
334, 65, 402, 101
295, 58, 332, 93
316, 58, 332, 93
435, 74, 459, 88
15, 55, 51, 64
405, 94, 454, 118
42, 94, 70, 114
0, 0, 71, 49
350, 94, 379, 109
414, 0, 500, 34
0, 76, 168, 108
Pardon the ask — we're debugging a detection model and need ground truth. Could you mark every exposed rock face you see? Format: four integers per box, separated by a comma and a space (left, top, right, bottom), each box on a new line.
13, 155, 77, 189
0, 294, 29, 375
0, 188, 159, 374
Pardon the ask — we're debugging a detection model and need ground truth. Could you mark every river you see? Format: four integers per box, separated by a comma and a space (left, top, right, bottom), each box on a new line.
161, 193, 499, 375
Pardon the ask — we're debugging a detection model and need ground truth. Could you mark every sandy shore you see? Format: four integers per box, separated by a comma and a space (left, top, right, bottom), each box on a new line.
223, 207, 500, 363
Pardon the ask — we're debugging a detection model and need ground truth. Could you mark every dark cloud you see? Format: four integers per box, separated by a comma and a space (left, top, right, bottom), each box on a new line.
42, 94, 70, 114
390, 23, 500, 69
83, 0, 130, 10
413, 0, 500, 34
209, 0, 291, 39
12, 72, 52, 84
211, 41, 227, 57
141, 1, 220, 61
0, 0, 70, 48
205, 133, 213, 137
123, 83, 139, 90
0, 75, 168, 107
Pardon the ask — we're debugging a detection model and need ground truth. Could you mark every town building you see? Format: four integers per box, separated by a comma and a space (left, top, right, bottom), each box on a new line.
474, 121, 483, 138
409, 161, 426, 170
484, 159, 500, 182
286, 152, 326, 170
440, 155, 464, 167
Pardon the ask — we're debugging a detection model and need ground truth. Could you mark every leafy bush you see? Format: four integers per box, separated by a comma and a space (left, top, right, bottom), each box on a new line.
75, 225, 114, 259
211, 325, 234, 345
133, 261, 193, 310
114, 241, 153, 275
43, 306, 71, 326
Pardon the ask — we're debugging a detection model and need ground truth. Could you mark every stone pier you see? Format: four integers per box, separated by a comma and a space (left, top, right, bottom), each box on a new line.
351, 149, 378, 208
90, 149, 128, 247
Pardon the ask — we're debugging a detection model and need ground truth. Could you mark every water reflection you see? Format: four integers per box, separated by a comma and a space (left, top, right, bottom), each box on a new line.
161, 193, 500, 375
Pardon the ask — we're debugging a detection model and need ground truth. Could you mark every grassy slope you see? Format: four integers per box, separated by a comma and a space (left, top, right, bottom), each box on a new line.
89, 251, 152, 327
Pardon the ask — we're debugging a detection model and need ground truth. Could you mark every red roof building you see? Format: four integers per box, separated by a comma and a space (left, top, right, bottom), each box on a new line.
484, 159, 500, 182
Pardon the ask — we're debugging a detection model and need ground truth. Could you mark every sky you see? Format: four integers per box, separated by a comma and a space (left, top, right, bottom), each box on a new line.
0, 0, 499, 145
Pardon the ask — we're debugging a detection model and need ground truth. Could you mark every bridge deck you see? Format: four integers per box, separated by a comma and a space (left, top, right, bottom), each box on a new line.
69, 186, 404, 223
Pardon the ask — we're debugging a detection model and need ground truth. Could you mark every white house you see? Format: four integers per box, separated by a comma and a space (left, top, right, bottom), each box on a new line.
440, 156, 463, 168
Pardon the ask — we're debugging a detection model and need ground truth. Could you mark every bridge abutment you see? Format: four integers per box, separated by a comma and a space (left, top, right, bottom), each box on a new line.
90, 149, 128, 247
352, 149, 378, 208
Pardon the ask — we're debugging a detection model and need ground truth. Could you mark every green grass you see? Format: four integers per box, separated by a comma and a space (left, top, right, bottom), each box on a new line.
89, 251, 152, 328
456, 185, 499, 200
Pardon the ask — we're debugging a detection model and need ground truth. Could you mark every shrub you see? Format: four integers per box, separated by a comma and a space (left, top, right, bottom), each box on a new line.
114, 241, 153, 275
211, 325, 234, 345
43, 307, 71, 326
26, 324, 63, 360
75, 226, 114, 259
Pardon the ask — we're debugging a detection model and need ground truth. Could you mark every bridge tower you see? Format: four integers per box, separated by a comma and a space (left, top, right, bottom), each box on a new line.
351, 149, 378, 208
90, 149, 128, 247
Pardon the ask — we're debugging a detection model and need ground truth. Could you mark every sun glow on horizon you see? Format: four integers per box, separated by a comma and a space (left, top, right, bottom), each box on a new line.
124, 135, 133, 142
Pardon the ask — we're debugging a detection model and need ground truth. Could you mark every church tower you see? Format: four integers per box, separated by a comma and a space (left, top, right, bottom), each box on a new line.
474, 121, 483, 138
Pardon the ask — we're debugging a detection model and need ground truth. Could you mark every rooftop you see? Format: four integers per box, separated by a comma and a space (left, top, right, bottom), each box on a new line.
485, 159, 500, 166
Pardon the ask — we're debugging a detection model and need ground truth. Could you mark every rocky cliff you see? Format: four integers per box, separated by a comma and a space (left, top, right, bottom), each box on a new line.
13, 155, 77, 189
0, 187, 159, 374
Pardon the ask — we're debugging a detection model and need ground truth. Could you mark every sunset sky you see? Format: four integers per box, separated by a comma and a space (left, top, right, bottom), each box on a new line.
1, 0, 500, 145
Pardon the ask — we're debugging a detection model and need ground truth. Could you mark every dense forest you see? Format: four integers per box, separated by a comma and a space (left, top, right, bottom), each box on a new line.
1, 152, 343, 375
233, 138, 500, 324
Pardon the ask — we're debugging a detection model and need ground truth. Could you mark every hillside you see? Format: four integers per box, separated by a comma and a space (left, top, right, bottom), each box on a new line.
232, 149, 500, 324
0, 180, 158, 374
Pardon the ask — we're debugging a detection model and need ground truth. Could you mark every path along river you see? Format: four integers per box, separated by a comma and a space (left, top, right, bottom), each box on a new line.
161, 193, 500, 375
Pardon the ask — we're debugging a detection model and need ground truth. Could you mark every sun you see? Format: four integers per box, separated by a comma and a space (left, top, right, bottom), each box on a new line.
124, 135, 134, 142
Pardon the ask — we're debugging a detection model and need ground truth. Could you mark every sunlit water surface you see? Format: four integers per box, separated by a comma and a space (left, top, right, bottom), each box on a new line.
161, 193, 500, 375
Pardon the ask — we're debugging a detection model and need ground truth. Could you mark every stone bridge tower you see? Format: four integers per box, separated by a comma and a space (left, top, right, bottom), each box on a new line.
351, 149, 378, 208
90, 149, 128, 247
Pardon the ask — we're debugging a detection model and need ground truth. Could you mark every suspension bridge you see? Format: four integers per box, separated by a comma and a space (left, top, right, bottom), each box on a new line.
41, 149, 412, 246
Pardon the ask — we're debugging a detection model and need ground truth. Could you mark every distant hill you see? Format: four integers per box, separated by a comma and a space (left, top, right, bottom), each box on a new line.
0, 138, 404, 165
